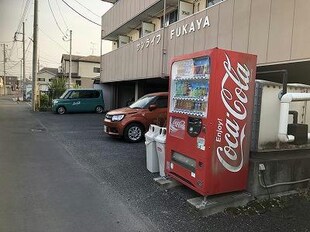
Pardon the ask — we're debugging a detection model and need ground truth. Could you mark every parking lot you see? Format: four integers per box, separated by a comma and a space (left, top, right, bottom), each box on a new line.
36, 109, 310, 232
1, 97, 310, 232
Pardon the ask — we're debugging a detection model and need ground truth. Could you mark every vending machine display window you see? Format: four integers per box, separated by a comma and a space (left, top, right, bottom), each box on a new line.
170, 56, 210, 118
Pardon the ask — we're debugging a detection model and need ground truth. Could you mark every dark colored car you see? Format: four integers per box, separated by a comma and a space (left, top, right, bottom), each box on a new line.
103, 92, 168, 142
52, 89, 105, 114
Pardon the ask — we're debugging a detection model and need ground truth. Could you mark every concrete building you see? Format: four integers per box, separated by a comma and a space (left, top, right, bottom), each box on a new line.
60, 54, 101, 88
37, 67, 58, 91
100, 0, 310, 110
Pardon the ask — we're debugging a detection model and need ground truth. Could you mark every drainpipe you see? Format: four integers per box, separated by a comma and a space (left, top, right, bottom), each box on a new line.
161, 0, 167, 79
278, 93, 310, 143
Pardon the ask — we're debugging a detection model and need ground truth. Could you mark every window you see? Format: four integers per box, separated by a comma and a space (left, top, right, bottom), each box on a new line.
38, 78, 45, 82
155, 97, 168, 108
76, 80, 81, 86
68, 91, 79, 99
93, 91, 100, 98
169, 10, 178, 24
161, 9, 178, 27
207, 0, 224, 7
79, 90, 100, 99
93, 67, 100, 73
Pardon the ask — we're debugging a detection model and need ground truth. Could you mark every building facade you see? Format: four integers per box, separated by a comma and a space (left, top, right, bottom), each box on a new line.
60, 54, 101, 88
100, 0, 310, 109
0, 76, 18, 95
37, 67, 58, 91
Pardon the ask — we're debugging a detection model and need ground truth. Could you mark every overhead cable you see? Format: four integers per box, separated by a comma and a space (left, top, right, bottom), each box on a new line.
61, 0, 101, 27
71, 0, 101, 18
48, 0, 67, 36
8, 0, 32, 60
39, 27, 69, 52
56, 0, 69, 30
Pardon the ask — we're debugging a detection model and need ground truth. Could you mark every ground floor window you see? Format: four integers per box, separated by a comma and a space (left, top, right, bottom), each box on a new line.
75, 80, 81, 86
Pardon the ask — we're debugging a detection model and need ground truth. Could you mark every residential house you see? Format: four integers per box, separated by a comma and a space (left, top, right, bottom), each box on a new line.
37, 67, 58, 91
60, 54, 101, 88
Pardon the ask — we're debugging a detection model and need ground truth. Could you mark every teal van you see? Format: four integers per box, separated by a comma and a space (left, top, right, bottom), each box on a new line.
52, 89, 105, 114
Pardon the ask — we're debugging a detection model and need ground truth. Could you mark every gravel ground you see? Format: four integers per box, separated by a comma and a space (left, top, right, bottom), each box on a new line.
36, 111, 310, 232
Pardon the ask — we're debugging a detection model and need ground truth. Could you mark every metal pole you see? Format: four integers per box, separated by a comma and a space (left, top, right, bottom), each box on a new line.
23, 22, 26, 99
32, 0, 38, 111
2, 44, 6, 95
161, 0, 167, 79
69, 30, 72, 88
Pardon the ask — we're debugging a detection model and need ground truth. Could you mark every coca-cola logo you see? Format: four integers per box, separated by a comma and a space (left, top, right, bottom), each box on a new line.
170, 118, 185, 132
216, 54, 251, 173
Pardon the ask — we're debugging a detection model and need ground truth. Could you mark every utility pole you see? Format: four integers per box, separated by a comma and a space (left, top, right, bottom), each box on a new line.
14, 22, 26, 99
2, 44, 7, 95
69, 30, 72, 88
32, 0, 38, 111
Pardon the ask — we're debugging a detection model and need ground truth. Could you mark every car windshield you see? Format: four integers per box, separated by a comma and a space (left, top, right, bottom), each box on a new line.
129, 95, 156, 109
59, 90, 69, 99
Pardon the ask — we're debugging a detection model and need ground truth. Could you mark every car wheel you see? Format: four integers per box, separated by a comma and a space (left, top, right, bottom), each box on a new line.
95, 105, 104, 114
124, 123, 144, 143
57, 106, 66, 115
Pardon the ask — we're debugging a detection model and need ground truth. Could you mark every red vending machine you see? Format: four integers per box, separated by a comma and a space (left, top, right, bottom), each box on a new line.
165, 48, 257, 196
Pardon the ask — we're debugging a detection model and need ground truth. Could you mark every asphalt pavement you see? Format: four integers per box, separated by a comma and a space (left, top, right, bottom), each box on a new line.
0, 95, 310, 232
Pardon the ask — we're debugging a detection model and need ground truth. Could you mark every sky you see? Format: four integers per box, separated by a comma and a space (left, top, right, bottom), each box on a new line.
0, 0, 113, 79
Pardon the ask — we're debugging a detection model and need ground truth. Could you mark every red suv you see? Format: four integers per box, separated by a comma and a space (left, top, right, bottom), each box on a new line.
103, 92, 168, 142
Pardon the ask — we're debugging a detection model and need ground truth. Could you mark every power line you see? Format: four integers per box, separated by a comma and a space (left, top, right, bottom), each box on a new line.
8, 0, 32, 60
61, 0, 101, 27
39, 27, 69, 52
6, 40, 31, 72
39, 56, 60, 64
56, 0, 69, 30
71, 0, 101, 18
19, 0, 27, 27
16, 0, 31, 34
0, 41, 14, 44
48, 0, 67, 36
6, 59, 22, 71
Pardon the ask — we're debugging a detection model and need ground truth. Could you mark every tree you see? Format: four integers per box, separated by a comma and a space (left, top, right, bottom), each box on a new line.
48, 78, 67, 100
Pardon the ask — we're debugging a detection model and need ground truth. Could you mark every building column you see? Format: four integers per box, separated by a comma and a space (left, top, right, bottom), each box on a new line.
134, 81, 139, 101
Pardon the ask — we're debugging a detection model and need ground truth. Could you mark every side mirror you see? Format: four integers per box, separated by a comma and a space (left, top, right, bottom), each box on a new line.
149, 104, 157, 111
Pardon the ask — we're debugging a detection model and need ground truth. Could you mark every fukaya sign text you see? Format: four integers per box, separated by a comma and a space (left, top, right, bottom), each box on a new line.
137, 15, 210, 52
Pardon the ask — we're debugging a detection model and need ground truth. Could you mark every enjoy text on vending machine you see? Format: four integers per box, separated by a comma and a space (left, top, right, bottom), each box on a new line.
165, 48, 257, 196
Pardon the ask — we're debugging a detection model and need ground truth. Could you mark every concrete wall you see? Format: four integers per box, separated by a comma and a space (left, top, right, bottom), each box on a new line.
78, 62, 100, 78
37, 72, 55, 91
63, 60, 78, 74
101, 29, 164, 83
101, 0, 310, 84
80, 77, 94, 88
101, 0, 160, 38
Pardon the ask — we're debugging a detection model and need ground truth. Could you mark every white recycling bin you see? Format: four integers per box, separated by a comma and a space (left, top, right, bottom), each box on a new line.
155, 127, 167, 177
145, 124, 161, 173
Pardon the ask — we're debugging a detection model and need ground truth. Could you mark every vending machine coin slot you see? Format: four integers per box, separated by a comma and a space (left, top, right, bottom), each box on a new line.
187, 117, 202, 137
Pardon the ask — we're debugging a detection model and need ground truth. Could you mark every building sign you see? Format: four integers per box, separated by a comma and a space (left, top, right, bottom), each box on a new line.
137, 15, 210, 52
137, 34, 161, 51
170, 15, 210, 40
179, 1, 194, 20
